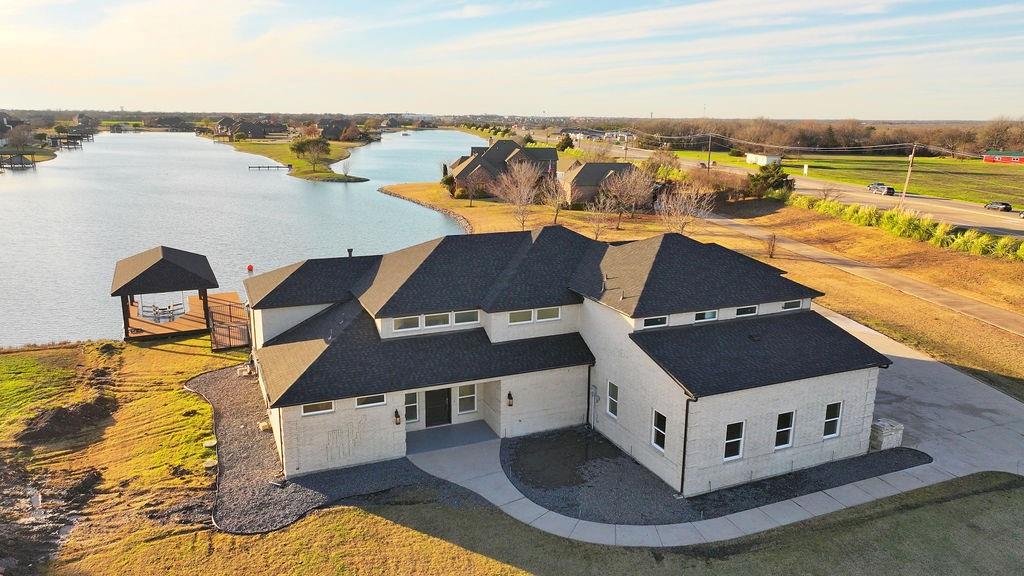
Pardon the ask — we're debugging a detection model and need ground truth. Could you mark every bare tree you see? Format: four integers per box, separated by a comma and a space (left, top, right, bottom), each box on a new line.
585, 194, 616, 240
539, 175, 580, 225
655, 183, 717, 235
492, 161, 542, 231
600, 168, 654, 229
818, 184, 843, 202
8, 125, 33, 151
462, 171, 489, 207
583, 140, 614, 162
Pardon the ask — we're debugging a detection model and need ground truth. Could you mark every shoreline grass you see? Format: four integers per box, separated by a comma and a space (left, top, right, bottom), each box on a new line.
224, 139, 369, 182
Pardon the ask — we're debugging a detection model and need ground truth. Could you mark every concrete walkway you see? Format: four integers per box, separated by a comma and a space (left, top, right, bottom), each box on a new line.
408, 308, 1024, 547
709, 214, 1024, 338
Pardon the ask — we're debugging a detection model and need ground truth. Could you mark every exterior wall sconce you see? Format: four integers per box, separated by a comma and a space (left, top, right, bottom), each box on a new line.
507, 392, 514, 407
394, 410, 401, 425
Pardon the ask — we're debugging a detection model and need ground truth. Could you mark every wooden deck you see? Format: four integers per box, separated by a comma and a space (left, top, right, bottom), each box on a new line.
126, 292, 249, 350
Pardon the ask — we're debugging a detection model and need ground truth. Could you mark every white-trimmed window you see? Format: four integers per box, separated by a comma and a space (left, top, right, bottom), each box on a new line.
724, 421, 744, 460
607, 381, 619, 417
508, 309, 533, 324
775, 411, 794, 449
301, 401, 334, 416
453, 310, 480, 325
652, 410, 667, 451
736, 305, 758, 317
355, 394, 386, 408
782, 300, 801, 310
404, 392, 418, 422
458, 384, 477, 413
823, 402, 842, 438
424, 312, 451, 327
643, 316, 667, 328
394, 316, 420, 331
694, 310, 718, 322
536, 306, 560, 322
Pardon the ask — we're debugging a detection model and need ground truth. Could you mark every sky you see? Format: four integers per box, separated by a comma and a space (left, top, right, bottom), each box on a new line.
2, 0, 1022, 120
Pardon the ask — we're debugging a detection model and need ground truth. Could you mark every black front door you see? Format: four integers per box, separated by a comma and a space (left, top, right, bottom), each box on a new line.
424, 388, 452, 427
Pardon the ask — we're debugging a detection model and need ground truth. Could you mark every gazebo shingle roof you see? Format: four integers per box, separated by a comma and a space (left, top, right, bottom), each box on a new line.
110, 246, 218, 296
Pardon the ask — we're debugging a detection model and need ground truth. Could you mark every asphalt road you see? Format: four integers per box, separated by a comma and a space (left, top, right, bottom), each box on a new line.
560, 138, 1024, 238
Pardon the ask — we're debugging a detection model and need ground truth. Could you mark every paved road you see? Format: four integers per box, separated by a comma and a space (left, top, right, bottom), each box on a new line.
408, 307, 1024, 546
553, 137, 1024, 237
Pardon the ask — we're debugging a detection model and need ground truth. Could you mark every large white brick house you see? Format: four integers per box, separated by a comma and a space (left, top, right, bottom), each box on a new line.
244, 226, 889, 496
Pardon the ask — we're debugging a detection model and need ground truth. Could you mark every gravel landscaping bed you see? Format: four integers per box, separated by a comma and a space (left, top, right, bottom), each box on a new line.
501, 426, 932, 525
187, 367, 439, 534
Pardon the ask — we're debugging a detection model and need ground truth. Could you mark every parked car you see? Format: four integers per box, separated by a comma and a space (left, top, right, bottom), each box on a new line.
872, 186, 896, 196
867, 182, 886, 192
984, 201, 1013, 212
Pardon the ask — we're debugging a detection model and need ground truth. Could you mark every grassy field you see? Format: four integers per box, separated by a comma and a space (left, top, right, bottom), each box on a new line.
382, 183, 1024, 403
227, 140, 368, 182
674, 150, 1024, 205
1, 338, 1021, 575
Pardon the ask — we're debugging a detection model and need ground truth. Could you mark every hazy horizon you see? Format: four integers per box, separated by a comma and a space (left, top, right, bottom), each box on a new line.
4, 0, 1022, 121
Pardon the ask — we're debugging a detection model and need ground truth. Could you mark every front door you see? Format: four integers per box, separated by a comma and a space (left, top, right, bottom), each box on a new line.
424, 388, 452, 427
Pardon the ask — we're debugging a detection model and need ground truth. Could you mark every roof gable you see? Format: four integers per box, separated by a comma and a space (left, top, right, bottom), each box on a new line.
245, 255, 381, 309
110, 246, 218, 296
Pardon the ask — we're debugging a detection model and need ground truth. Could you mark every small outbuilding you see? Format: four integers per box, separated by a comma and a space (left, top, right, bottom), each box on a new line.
745, 153, 782, 166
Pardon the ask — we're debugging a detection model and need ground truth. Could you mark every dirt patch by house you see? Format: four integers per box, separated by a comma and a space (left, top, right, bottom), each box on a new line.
14, 395, 116, 444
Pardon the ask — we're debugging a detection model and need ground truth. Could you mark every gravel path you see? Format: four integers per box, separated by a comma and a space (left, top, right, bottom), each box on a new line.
187, 367, 437, 534
501, 426, 932, 525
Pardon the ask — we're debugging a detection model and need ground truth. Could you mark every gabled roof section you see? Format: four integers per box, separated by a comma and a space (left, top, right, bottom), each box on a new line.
566, 162, 634, 187
629, 311, 890, 398
244, 255, 381, 309
110, 246, 218, 296
258, 300, 594, 407
569, 233, 821, 318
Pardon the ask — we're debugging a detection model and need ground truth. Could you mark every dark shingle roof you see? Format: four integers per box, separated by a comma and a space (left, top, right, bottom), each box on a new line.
565, 162, 634, 187
245, 256, 381, 309
570, 234, 821, 318
258, 301, 595, 407
110, 246, 218, 296
629, 311, 890, 398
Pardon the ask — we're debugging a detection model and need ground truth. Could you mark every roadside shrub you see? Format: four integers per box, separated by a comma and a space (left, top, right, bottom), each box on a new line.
928, 222, 956, 247
814, 199, 844, 218
764, 187, 792, 202
991, 236, 1022, 260
728, 148, 744, 157
908, 215, 938, 242
788, 194, 816, 209
878, 208, 923, 239
850, 205, 882, 227
949, 229, 996, 256
1017, 241, 1024, 262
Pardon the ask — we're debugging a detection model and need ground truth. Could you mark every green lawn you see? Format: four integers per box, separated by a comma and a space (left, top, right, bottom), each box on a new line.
227, 140, 368, 182
675, 150, 1024, 205
0, 349, 79, 442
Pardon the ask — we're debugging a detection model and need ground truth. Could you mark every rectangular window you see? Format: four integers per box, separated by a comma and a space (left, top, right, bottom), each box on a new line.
694, 310, 718, 322
355, 394, 386, 408
736, 305, 758, 317
458, 384, 477, 413
404, 392, 418, 422
508, 310, 533, 324
823, 402, 842, 438
394, 316, 420, 331
301, 401, 334, 416
643, 316, 668, 328
775, 411, 794, 449
607, 381, 618, 417
424, 312, 451, 327
453, 310, 480, 325
652, 410, 667, 451
724, 421, 744, 460
782, 300, 802, 310
536, 307, 560, 322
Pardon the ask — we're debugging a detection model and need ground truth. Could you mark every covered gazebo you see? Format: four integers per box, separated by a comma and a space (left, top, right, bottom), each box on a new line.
110, 246, 220, 341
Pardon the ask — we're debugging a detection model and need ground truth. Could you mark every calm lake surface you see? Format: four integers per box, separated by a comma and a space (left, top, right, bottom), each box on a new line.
0, 130, 483, 347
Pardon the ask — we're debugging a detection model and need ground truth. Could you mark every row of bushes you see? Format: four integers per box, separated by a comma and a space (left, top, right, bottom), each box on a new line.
778, 192, 1024, 261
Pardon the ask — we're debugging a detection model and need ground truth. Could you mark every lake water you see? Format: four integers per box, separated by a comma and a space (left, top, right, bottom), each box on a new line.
0, 130, 484, 347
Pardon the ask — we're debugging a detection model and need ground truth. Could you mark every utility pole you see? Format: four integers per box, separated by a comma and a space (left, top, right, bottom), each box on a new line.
706, 133, 712, 174
899, 143, 917, 207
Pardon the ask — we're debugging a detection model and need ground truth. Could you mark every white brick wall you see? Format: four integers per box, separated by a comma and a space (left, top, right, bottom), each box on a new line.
682, 367, 878, 496
484, 304, 582, 343
579, 299, 689, 492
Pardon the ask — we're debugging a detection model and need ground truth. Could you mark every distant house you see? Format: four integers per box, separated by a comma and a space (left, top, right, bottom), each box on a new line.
380, 117, 402, 129
227, 120, 286, 140
449, 140, 558, 192
561, 162, 636, 203
318, 118, 352, 141
74, 113, 100, 128
153, 116, 190, 130
745, 153, 782, 166
215, 117, 236, 136
982, 150, 1023, 164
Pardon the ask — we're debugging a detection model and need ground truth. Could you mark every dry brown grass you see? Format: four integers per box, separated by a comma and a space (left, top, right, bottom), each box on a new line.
382, 183, 1024, 402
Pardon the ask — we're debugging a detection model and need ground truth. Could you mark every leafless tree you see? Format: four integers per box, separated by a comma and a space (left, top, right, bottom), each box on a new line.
583, 140, 615, 162
600, 168, 655, 229
818, 184, 843, 202
765, 233, 778, 258
655, 183, 717, 235
462, 171, 490, 207
585, 194, 616, 240
8, 125, 33, 150
539, 175, 580, 225
492, 161, 542, 230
